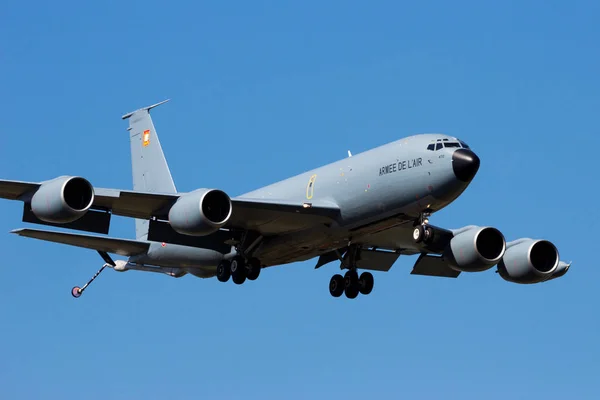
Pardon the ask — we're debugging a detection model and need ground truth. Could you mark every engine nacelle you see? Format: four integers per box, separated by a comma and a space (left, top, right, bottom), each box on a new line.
168, 188, 232, 236
497, 239, 560, 284
444, 226, 506, 272
30, 176, 95, 224
545, 261, 571, 281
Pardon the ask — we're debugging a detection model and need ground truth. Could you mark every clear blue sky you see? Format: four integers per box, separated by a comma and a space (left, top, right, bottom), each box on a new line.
1, 1, 599, 398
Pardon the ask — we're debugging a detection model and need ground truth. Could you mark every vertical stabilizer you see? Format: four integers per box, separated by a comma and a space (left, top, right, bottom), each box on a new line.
122, 100, 176, 240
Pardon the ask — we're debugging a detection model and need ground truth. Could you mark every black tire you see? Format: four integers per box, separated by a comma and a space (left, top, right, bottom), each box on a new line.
345, 284, 359, 299
231, 256, 246, 285
232, 272, 246, 285
413, 225, 425, 243
246, 257, 261, 281
344, 270, 359, 299
329, 274, 344, 297
359, 272, 374, 295
216, 260, 231, 282
344, 270, 359, 288
424, 226, 434, 244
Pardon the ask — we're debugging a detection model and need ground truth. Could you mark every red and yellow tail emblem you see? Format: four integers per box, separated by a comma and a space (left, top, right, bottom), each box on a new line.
142, 130, 151, 147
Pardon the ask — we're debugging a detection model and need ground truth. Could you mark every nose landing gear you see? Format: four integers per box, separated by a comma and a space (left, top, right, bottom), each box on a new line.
413, 211, 435, 244
413, 224, 434, 244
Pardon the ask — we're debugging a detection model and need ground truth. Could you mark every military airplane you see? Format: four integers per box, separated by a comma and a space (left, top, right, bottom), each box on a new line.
0, 100, 571, 299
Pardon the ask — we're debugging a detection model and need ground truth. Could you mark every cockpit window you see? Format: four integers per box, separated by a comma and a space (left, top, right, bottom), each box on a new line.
427, 138, 470, 151
444, 142, 461, 148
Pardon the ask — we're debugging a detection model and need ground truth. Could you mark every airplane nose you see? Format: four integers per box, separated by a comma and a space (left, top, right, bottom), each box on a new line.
452, 149, 480, 182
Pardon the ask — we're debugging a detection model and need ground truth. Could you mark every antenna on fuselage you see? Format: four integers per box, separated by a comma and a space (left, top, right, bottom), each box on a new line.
348, 150, 352, 157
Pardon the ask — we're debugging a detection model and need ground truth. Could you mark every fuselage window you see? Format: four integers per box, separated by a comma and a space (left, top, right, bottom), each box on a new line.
427, 144, 435, 151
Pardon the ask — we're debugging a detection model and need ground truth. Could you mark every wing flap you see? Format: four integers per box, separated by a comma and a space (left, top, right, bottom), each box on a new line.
410, 253, 461, 278
352, 248, 400, 272
11, 228, 150, 256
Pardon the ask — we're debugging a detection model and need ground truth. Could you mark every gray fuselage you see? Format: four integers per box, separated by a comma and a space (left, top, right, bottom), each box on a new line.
238, 133, 474, 266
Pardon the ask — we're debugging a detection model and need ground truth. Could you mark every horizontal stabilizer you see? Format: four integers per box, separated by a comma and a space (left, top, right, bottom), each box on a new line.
411, 253, 461, 278
11, 228, 149, 257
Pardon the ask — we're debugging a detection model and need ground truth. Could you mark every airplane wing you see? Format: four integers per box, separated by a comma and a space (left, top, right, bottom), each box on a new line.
11, 228, 150, 256
227, 197, 341, 233
0, 180, 341, 235
94, 188, 341, 227
0, 180, 40, 200
92, 188, 179, 220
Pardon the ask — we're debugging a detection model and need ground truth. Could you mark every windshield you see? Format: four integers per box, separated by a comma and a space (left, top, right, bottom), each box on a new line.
427, 139, 468, 151
444, 142, 460, 148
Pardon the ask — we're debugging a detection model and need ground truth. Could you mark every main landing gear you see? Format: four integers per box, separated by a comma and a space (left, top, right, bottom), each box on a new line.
329, 270, 374, 299
328, 245, 374, 299
216, 256, 262, 285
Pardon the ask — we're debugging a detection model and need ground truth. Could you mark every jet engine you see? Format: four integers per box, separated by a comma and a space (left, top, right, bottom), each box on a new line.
497, 239, 562, 284
30, 176, 95, 224
168, 188, 232, 236
444, 225, 506, 272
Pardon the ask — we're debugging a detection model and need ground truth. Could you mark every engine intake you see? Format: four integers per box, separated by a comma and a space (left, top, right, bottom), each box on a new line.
497, 239, 560, 284
444, 226, 506, 272
168, 188, 232, 236
30, 176, 95, 223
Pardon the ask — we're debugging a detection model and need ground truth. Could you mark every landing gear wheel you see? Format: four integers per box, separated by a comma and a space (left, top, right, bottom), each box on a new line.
359, 272, 374, 295
424, 226, 434, 243
246, 258, 261, 281
329, 274, 344, 297
216, 260, 231, 282
344, 270, 359, 299
71, 286, 82, 298
413, 225, 425, 243
232, 273, 246, 285
230, 256, 247, 285
413, 225, 434, 244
